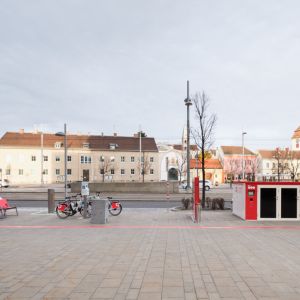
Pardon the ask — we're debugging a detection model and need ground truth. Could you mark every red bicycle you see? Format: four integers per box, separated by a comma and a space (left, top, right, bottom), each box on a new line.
107, 197, 122, 216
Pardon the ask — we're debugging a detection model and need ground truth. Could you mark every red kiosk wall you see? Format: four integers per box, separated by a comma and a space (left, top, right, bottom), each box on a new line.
245, 183, 257, 220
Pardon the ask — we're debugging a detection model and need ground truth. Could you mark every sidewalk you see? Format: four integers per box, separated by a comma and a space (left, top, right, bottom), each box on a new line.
1, 209, 300, 299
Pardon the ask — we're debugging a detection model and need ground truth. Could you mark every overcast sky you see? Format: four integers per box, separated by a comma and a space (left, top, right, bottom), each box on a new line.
1, 0, 299, 151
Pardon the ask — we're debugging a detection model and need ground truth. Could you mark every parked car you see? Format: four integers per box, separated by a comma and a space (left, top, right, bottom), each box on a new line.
199, 180, 212, 191
0, 179, 9, 188
180, 180, 212, 191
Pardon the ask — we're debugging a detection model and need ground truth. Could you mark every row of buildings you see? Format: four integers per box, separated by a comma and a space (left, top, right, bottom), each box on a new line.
0, 126, 299, 185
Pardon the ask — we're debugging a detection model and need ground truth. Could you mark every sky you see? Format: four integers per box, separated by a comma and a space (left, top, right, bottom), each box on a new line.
0, 0, 300, 151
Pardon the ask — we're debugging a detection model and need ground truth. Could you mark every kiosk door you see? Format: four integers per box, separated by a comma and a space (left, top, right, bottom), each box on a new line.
260, 188, 277, 219
281, 188, 297, 219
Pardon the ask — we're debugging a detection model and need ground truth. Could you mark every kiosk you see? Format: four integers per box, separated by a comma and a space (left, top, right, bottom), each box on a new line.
232, 182, 300, 220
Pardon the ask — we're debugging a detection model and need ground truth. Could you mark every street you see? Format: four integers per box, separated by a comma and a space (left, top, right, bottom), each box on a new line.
2, 185, 233, 209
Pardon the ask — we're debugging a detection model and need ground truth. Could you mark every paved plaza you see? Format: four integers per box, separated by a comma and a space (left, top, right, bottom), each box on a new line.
1, 208, 300, 299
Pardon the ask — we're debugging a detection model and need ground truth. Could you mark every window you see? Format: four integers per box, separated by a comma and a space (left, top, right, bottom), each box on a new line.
131, 156, 135, 162
150, 157, 154, 162
266, 162, 270, 168
131, 169, 135, 175
110, 156, 115, 162
44, 156, 48, 162
150, 169, 154, 175
67, 156, 72, 162
121, 156, 125, 162
121, 169, 125, 175
67, 169, 72, 175
109, 143, 118, 150
43, 169, 48, 175
56, 156, 60, 162
111, 169, 115, 175
55, 142, 61, 148
81, 156, 91, 164
31, 156, 36, 161
6, 169, 10, 175
82, 143, 90, 149
100, 156, 105, 162
56, 169, 60, 175
100, 169, 104, 175
19, 169, 23, 175
272, 163, 276, 168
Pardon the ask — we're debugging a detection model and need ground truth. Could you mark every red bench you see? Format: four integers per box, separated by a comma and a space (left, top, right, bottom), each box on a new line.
0, 198, 18, 217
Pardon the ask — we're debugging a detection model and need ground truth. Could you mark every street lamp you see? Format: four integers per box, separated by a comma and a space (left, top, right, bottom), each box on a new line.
55, 123, 67, 200
242, 132, 247, 180
184, 80, 192, 189
41, 131, 44, 185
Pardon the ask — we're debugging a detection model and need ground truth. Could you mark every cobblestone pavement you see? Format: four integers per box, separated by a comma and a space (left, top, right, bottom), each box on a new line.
1, 208, 300, 299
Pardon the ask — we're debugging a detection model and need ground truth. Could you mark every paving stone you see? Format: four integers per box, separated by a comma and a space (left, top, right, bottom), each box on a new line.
138, 292, 161, 300
126, 288, 139, 299
92, 287, 118, 298
162, 286, 184, 298
68, 292, 93, 300
10, 286, 41, 298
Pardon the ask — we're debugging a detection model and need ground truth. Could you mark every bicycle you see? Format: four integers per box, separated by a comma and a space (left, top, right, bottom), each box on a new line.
107, 196, 122, 216
56, 194, 92, 219
96, 193, 123, 216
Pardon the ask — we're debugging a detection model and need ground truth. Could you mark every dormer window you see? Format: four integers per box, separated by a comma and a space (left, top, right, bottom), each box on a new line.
83, 143, 90, 149
109, 143, 118, 150
55, 142, 62, 149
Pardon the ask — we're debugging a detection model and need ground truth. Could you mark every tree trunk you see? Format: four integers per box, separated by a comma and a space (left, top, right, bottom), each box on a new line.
201, 148, 206, 208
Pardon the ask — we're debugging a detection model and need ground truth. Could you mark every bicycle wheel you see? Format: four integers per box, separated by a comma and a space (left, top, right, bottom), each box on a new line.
56, 203, 71, 219
108, 202, 122, 216
79, 201, 92, 218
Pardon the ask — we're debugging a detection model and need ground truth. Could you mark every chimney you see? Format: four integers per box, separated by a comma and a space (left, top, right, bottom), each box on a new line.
113, 133, 117, 137
19, 129, 24, 134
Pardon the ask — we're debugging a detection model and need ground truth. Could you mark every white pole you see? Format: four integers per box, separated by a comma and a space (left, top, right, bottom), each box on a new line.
242, 132, 247, 180
64, 123, 67, 200
41, 132, 44, 185
139, 125, 142, 182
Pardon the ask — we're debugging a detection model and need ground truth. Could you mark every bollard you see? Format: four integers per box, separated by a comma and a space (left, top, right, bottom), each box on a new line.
90, 198, 108, 224
48, 189, 55, 213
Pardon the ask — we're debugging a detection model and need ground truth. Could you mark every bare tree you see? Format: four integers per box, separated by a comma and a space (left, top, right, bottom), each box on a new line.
248, 156, 261, 181
137, 152, 151, 183
176, 151, 187, 183
226, 158, 239, 187
271, 148, 289, 181
285, 150, 300, 181
99, 156, 115, 182
192, 91, 217, 208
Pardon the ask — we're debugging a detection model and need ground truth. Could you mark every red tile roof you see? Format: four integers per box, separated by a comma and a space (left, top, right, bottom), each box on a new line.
292, 126, 300, 139
190, 159, 222, 169
221, 146, 255, 155
258, 149, 300, 159
173, 144, 198, 151
0, 132, 158, 152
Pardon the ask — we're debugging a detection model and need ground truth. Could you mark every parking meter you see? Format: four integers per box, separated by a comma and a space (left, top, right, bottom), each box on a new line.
81, 181, 89, 218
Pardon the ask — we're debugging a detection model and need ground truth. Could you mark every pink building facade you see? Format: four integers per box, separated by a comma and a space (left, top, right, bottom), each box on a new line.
218, 146, 258, 182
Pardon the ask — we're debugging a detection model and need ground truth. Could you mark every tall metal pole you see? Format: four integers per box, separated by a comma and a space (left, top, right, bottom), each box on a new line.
184, 80, 192, 189
242, 132, 247, 180
41, 131, 44, 185
64, 123, 67, 200
139, 126, 142, 182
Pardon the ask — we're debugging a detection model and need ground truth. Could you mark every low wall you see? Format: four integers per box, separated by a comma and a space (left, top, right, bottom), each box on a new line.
71, 181, 179, 194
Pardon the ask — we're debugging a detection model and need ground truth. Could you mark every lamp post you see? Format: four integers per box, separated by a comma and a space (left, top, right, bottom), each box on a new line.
184, 80, 192, 189
55, 124, 67, 200
242, 132, 247, 180
41, 131, 44, 185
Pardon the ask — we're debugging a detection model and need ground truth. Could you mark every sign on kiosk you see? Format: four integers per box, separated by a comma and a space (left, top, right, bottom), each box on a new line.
81, 181, 90, 196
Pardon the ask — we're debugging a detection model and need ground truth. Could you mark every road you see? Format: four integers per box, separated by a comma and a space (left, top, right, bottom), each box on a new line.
1, 185, 233, 209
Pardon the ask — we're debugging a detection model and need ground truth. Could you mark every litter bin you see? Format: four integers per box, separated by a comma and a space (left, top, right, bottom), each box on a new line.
90, 197, 108, 224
